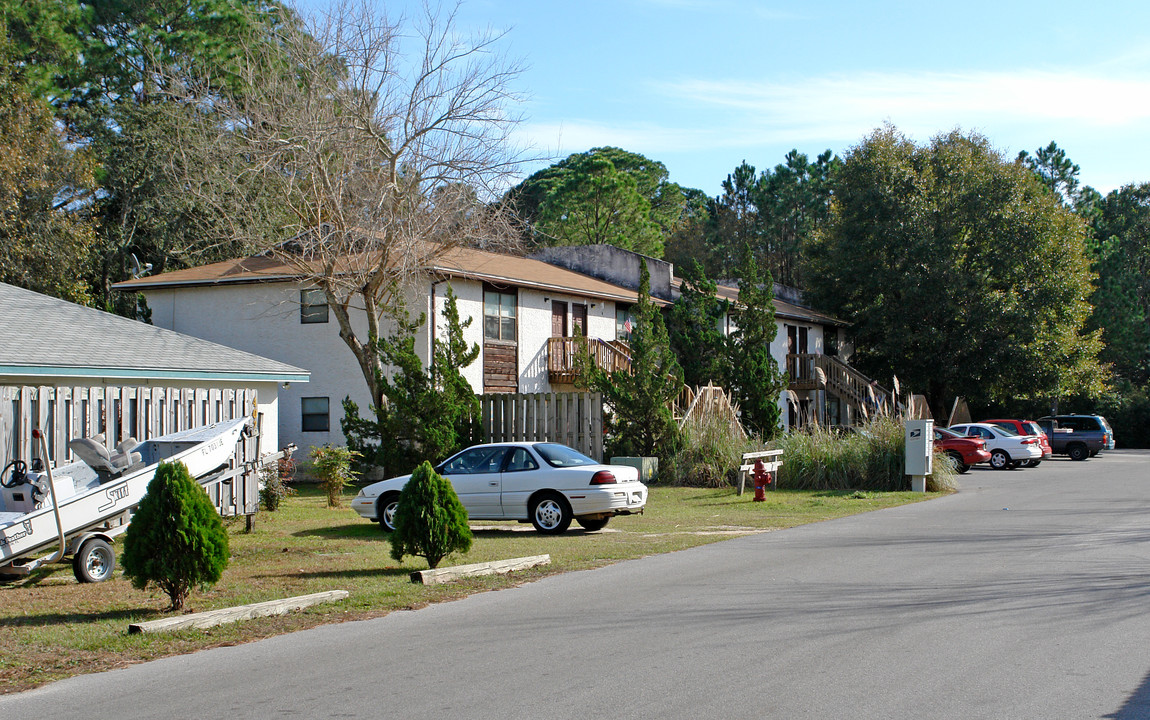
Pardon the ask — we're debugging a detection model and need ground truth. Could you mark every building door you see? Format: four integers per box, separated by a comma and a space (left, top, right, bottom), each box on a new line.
571, 304, 587, 337
798, 326, 809, 354
551, 301, 567, 337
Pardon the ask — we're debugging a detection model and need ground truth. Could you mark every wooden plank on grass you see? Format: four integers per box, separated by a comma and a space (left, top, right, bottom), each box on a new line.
128, 590, 349, 634
411, 554, 550, 585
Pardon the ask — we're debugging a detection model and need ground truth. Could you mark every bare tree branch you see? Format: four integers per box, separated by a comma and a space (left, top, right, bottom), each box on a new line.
160, 0, 530, 409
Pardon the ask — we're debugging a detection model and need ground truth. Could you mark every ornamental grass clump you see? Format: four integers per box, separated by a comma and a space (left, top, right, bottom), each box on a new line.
121, 461, 229, 611
389, 461, 472, 569
661, 410, 748, 487
778, 417, 956, 492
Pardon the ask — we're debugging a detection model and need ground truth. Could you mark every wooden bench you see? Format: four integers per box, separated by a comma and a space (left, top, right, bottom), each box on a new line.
738, 449, 783, 496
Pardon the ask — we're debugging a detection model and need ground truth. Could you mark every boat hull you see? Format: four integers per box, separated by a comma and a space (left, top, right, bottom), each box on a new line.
0, 417, 248, 566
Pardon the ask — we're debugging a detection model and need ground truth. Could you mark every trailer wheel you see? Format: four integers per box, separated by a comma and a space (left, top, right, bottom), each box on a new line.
73, 538, 115, 583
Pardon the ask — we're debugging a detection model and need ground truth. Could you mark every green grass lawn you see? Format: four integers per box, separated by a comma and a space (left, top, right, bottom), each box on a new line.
0, 484, 933, 694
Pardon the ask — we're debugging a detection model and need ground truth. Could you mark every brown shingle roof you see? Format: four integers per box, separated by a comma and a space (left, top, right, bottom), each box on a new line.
115, 246, 652, 304
673, 278, 847, 327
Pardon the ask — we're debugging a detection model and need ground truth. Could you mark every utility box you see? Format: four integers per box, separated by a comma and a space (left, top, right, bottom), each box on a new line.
905, 419, 934, 491
611, 456, 658, 484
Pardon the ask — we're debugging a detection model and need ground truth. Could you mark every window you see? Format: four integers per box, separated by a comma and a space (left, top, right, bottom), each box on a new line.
615, 306, 635, 342
301, 288, 329, 324
484, 289, 517, 341
505, 447, 539, 472
301, 397, 330, 432
441, 446, 508, 475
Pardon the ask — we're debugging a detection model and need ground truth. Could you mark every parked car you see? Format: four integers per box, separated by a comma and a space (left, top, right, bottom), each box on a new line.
1036, 415, 1115, 461
933, 427, 992, 473
351, 442, 648, 534
947, 423, 1043, 470
982, 418, 1052, 467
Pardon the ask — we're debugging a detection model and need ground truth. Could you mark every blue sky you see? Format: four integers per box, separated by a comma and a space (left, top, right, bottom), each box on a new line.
297, 0, 1150, 196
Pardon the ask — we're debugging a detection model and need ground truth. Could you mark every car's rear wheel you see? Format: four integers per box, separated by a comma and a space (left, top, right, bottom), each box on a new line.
1025, 460, 1041, 468
990, 449, 1012, 470
576, 516, 610, 531
377, 493, 401, 532
1068, 444, 1089, 462
530, 492, 572, 534
946, 452, 969, 474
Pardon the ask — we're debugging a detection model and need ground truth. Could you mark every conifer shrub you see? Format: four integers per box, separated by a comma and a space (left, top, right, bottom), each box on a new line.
121, 461, 229, 610
389, 461, 472, 569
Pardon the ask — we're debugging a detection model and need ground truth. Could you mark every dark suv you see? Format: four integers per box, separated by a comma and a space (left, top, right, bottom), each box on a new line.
1035, 415, 1115, 461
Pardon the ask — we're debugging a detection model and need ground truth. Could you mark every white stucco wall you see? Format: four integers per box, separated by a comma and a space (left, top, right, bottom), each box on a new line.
145, 283, 369, 454
143, 278, 622, 452
517, 289, 616, 393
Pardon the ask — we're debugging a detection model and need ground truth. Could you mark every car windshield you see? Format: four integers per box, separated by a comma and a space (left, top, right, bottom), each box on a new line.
935, 428, 960, 439
993, 426, 1018, 437
533, 443, 598, 468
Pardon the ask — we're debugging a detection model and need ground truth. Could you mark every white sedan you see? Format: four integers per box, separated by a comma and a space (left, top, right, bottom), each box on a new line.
948, 423, 1043, 470
351, 442, 648, 534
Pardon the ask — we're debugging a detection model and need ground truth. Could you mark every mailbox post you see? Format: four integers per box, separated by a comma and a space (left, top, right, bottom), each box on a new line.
905, 419, 934, 493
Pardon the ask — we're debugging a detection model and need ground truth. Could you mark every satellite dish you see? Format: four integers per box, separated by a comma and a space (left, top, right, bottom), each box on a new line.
129, 253, 153, 279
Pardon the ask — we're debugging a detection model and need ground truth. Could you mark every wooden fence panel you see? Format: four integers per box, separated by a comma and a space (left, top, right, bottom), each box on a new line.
0, 384, 266, 517
480, 392, 603, 460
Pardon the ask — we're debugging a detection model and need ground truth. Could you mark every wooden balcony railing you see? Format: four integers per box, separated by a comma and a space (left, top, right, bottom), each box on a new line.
786, 353, 892, 418
547, 337, 632, 384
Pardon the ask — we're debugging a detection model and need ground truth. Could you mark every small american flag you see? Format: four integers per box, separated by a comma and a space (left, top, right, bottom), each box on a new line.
623, 319, 633, 333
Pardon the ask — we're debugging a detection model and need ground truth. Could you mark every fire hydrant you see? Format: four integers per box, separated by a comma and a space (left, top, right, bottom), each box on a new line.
752, 459, 773, 501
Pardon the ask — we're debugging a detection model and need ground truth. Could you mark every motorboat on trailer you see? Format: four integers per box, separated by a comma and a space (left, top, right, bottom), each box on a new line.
0, 416, 250, 583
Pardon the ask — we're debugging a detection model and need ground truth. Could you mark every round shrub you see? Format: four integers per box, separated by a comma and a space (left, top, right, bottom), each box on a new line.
121, 461, 229, 610
389, 461, 472, 569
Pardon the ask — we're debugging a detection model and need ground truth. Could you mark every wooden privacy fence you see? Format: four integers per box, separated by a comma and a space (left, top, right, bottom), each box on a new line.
0, 385, 265, 517
480, 392, 604, 460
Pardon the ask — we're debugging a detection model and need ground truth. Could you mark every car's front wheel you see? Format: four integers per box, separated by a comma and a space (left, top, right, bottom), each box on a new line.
377, 493, 401, 532
990, 449, 1012, 470
530, 492, 572, 534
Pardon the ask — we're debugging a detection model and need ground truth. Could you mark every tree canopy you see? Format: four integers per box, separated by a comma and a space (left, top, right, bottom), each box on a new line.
509, 147, 686, 256
1088, 183, 1150, 386
807, 126, 1104, 418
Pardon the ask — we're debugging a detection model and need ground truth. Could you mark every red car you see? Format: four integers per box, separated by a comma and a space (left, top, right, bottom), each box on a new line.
933, 427, 992, 473
982, 419, 1052, 467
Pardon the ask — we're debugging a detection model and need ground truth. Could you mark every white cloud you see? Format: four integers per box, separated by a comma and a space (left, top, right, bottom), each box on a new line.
666, 70, 1150, 136
513, 68, 1150, 191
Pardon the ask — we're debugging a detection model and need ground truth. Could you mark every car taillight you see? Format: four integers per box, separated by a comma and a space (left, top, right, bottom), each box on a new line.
590, 470, 617, 485
1022, 437, 1038, 444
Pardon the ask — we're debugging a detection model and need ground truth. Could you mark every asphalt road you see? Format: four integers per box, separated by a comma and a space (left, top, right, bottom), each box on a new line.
5, 451, 1150, 719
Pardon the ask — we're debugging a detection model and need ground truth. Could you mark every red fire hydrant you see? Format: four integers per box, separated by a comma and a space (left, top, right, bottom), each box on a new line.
752, 459, 774, 501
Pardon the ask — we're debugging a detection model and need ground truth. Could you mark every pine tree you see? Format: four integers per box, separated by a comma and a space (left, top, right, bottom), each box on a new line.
729, 244, 787, 437
583, 262, 683, 458
121, 461, 229, 610
389, 461, 472, 569
667, 260, 728, 388
342, 285, 480, 475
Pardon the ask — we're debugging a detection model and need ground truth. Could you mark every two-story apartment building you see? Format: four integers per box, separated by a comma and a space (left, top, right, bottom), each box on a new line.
115, 245, 649, 452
